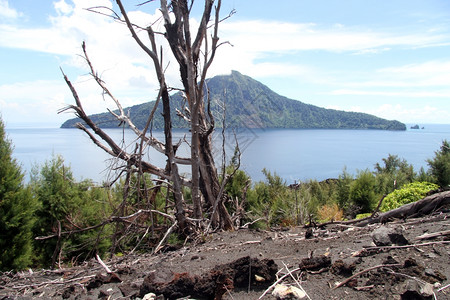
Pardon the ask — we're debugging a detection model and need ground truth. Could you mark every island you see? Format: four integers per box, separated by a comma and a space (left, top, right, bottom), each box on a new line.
61, 71, 406, 131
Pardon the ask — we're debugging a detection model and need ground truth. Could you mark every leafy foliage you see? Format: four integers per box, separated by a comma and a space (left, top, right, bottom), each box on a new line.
225, 168, 251, 205
0, 117, 37, 271
242, 173, 340, 227
380, 182, 439, 212
108, 173, 171, 253
427, 140, 450, 187
248, 169, 292, 228
31, 155, 113, 267
336, 168, 353, 211
349, 169, 378, 213
374, 154, 416, 194
3, 121, 447, 269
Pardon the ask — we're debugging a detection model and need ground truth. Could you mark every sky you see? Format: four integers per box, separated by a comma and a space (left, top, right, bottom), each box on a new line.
1, 0, 450, 128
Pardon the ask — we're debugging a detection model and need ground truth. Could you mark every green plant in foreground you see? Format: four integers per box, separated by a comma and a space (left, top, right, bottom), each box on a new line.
380, 181, 438, 212
31, 155, 112, 267
0, 117, 37, 271
349, 169, 378, 213
427, 140, 450, 187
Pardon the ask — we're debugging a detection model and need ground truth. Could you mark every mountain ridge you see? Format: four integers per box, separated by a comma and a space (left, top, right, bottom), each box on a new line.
61, 71, 406, 131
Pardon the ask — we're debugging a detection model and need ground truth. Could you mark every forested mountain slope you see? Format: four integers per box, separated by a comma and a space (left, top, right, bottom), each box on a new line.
61, 71, 406, 131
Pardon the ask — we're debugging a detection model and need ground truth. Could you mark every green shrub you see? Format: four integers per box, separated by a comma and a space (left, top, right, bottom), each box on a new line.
31, 155, 113, 267
427, 140, 450, 187
247, 169, 295, 227
336, 168, 353, 211
349, 169, 378, 213
380, 181, 438, 212
374, 154, 416, 195
0, 117, 37, 271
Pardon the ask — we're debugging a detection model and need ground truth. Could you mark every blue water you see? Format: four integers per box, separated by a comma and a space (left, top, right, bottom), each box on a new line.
6, 124, 450, 184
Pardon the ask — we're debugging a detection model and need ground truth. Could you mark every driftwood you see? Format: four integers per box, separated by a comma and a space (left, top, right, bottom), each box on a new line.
353, 190, 450, 227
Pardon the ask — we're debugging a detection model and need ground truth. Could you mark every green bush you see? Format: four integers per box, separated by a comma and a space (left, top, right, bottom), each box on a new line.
374, 154, 416, 195
247, 169, 295, 227
349, 169, 378, 213
0, 117, 37, 271
427, 140, 450, 187
31, 155, 113, 267
380, 181, 438, 212
109, 173, 170, 252
336, 168, 353, 211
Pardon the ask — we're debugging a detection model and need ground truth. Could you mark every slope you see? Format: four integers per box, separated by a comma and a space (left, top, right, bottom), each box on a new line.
61, 71, 406, 131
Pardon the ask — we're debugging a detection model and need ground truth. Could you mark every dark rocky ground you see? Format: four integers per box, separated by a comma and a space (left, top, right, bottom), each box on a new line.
1, 208, 449, 299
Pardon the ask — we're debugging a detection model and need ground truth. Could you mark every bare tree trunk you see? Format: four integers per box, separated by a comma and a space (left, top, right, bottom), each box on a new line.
60, 0, 235, 235
198, 132, 233, 229
160, 0, 234, 229
161, 87, 188, 231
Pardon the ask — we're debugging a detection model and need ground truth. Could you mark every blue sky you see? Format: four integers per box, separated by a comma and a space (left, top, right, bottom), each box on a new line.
1, 0, 450, 127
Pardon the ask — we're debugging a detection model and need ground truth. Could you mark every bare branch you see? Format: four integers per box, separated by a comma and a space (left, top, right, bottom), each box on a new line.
85, 6, 122, 23
334, 264, 402, 289
137, 0, 156, 7
81, 42, 141, 136
35, 209, 176, 241
116, 0, 159, 63
154, 220, 178, 254
258, 267, 302, 299
59, 68, 183, 183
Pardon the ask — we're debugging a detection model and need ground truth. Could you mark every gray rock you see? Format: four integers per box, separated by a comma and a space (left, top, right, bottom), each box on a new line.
371, 226, 409, 246
401, 279, 434, 300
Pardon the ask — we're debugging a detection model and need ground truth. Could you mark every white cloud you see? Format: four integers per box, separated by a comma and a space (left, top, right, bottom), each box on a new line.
212, 20, 450, 93
338, 103, 450, 124
219, 20, 446, 55
0, 0, 175, 124
0, 80, 70, 125
0, 78, 124, 126
54, 0, 73, 15
0, 24, 80, 55
323, 60, 450, 103
1, 0, 450, 126
0, 0, 20, 19
330, 89, 450, 98
376, 61, 450, 87
371, 104, 449, 124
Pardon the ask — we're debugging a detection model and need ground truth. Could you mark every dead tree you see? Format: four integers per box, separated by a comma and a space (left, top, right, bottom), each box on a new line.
60, 0, 234, 233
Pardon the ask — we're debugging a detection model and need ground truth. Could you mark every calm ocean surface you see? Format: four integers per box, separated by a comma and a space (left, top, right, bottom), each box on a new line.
6, 124, 450, 184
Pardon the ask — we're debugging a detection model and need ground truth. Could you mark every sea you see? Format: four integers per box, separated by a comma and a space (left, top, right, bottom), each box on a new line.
5, 124, 450, 185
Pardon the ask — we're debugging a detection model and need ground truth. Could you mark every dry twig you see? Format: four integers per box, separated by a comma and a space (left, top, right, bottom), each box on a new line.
414, 229, 450, 241
282, 262, 311, 300
334, 264, 402, 289
9, 274, 96, 290
258, 267, 301, 299
154, 221, 178, 254
352, 240, 450, 256
96, 254, 112, 273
